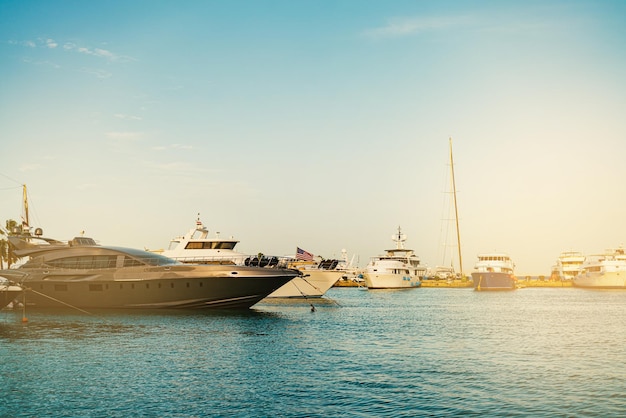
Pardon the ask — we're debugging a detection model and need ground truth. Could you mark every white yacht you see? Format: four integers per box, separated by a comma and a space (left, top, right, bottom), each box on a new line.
573, 247, 626, 288
155, 217, 248, 265
471, 253, 516, 290
550, 251, 585, 281
363, 227, 425, 289
153, 217, 340, 298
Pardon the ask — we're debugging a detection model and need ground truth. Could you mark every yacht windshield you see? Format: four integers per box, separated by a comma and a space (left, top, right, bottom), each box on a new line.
109, 247, 181, 266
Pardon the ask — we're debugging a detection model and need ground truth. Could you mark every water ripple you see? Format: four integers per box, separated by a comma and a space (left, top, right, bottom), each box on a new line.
2, 288, 626, 416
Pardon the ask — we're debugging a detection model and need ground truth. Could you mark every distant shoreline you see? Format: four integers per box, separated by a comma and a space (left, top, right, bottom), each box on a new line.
334, 278, 574, 288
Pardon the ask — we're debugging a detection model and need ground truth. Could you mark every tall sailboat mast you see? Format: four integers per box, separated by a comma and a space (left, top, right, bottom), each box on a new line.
449, 138, 463, 277
22, 184, 29, 230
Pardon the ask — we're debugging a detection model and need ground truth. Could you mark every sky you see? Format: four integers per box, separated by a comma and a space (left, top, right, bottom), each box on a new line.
1, 0, 625, 275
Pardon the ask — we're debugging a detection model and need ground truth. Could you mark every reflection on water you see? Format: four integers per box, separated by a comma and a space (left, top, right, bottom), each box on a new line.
2, 288, 626, 416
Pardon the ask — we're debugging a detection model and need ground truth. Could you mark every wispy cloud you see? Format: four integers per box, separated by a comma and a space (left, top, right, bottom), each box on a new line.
363, 15, 473, 39
17, 155, 56, 172
114, 114, 143, 121
8, 40, 35, 48
152, 144, 194, 151
19, 163, 43, 172
151, 161, 203, 172
22, 57, 61, 69
79, 67, 112, 79
8, 37, 135, 62
105, 131, 145, 154
106, 131, 144, 141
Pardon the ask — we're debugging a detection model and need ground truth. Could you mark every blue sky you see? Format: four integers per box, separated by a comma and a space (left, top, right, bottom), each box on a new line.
1, 0, 625, 275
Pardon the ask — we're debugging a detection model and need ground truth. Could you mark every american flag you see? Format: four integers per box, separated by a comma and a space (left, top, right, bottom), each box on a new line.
296, 247, 314, 261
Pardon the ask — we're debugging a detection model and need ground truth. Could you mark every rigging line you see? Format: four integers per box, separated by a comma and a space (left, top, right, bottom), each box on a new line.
296, 274, 341, 307
25, 288, 95, 315
449, 138, 463, 277
437, 145, 454, 268
0, 173, 23, 185
297, 275, 322, 297
288, 276, 314, 308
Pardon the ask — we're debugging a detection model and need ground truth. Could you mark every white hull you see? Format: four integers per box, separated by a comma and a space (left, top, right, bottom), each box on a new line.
573, 272, 626, 288
363, 227, 425, 290
550, 251, 584, 280
363, 273, 421, 289
266, 269, 343, 298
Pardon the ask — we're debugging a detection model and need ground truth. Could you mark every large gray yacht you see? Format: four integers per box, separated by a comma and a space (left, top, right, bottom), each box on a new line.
1, 234, 299, 310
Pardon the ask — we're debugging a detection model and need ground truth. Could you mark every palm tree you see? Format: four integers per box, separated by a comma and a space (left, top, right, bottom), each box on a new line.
1, 219, 21, 268
0, 239, 6, 269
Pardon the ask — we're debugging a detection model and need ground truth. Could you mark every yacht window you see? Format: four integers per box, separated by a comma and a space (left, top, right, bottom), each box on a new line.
89, 284, 103, 291
54, 284, 68, 291
46, 255, 118, 269
112, 248, 180, 267
123, 257, 144, 267
213, 242, 236, 250
186, 242, 204, 250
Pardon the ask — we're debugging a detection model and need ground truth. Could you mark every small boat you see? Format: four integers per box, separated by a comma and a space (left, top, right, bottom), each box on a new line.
0, 277, 23, 310
471, 253, 516, 290
268, 257, 347, 298
573, 247, 626, 289
1, 231, 299, 310
431, 266, 456, 280
550, 251, 585, 281
363, 227, 425, 289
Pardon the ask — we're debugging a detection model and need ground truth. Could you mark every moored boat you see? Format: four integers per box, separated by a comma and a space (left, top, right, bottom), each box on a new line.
0, 277, 23, 310
471, 253, 516, 290
363, 227, 425, 289
151, 217, 342, 298
573, 247, 626, 289
1, 232, 299, 310
550, 251, 585, 281
268, 248, 360, 297
153, 215, 248, 265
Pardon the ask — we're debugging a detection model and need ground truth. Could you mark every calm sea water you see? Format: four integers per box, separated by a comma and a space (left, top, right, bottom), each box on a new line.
1, 287, 626, 417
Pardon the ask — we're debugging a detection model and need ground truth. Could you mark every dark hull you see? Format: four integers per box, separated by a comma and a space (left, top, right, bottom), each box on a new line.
471, 272, 516, 291
2, 238, 300, 309
19, 275, 296, 310
0, 287, 23, 309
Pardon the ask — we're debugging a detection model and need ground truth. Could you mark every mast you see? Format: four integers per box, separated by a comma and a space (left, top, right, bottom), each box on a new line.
449, 138, 463, 277
21, 184, 29, 231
